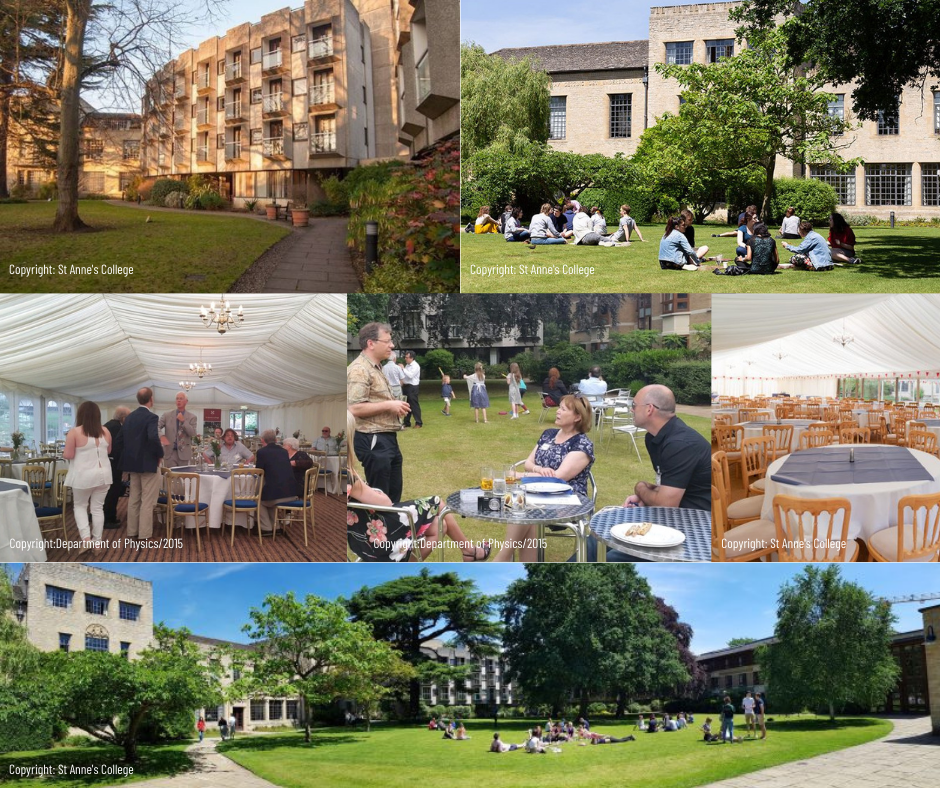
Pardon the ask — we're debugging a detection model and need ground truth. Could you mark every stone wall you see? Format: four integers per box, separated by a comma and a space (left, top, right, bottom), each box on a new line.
923, 606, 940, 735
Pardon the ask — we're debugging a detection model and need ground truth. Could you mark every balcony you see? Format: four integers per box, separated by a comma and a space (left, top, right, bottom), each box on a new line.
225, 61, 245, 83
310, 131, 336, 155
174, 117, 189, 134
262, 136, 287, 159
196, 71, 212, 95
196, 108, 212, 129
262, 92, 287, 116
174, 83, 188, 101
262, 50, 284, 72
308, 83, 335, 108
157, 152, 169, 168
416, 52, 431, 104
225, 141, 244, 160
157, 125, 170, 139
196, 145, 210, 162
225, 101, 245, 122
307, 37, 334, 61
414, 49, 458, 119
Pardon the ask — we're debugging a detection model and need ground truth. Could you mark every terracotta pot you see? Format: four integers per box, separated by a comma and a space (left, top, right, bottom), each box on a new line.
265, 205, 278, 220
292, 208, 310, 228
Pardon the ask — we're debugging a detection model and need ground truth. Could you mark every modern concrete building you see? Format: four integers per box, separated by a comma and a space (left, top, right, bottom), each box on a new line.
494, 1, 940, 219
419, 639, 514, 708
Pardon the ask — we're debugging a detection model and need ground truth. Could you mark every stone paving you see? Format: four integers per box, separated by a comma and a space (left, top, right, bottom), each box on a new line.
699, 715, 938, 788
259, 217, 360, 293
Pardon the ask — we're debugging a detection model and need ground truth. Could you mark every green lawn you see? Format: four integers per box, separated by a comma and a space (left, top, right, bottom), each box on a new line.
0, 741, 192, 787
219, 716, 892, 788
385, 380, 709, 562
460, 225, 940, 293
0, 201, 290, 292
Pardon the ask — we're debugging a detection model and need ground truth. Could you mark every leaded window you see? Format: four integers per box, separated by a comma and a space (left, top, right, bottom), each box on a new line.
865, 163, 912, 206
609, 94, 632, 138
665, 41, 693, 65
810, 165, 856, 205
549, 96, 566, 140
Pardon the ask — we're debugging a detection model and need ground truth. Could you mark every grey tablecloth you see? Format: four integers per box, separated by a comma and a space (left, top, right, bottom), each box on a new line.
772, 446, 933, 486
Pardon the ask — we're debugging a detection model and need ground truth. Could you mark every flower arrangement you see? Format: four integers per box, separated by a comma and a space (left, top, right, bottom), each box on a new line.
11, 431, 25, 460
335, 430, 346, 442
210, 439, 222, 469
192, 434, 202, 447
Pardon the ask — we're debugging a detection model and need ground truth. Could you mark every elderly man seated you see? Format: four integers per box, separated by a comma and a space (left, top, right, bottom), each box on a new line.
312, 426, 337, 455
578, 366, 608, 401
255, 429, 297, 531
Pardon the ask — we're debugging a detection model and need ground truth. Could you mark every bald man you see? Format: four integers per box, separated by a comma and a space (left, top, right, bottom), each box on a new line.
159, 392, 198, 468
103, 405, 131, 528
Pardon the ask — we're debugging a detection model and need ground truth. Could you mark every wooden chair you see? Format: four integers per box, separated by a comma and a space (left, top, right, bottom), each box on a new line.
712, 451, 763, 526
797, 430, 833, 450
761, 424, 793, 459
30, 456, 56, 505
165, 471, 210, 554
0, 458, 11, 479
807, 421, 831, 432
224, 468, 265, 546
737, 408, 758, 423
882, 415, 898, 445
712, 413, 732, 444
21, 465, 47, 508
711, 480, 775, 562
838, 426, 871, 444
867, 492, 940, 562
892, 416, 910, 446
274, 464, 318, 547
753, 410, 773, 422
35, 468, 68, 540
907, 428, 939, 457
154, 466, 171, 528
741, 436, 774, 496
771, 494, 858, 561
866, 411, 884, 442
714, 425, 744, 477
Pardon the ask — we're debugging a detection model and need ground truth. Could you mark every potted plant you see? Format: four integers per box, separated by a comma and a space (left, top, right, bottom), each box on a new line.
265, 200, 278, 220
244, 199, 259, 215
11, 431, 25, 461
291, 200, 310, 228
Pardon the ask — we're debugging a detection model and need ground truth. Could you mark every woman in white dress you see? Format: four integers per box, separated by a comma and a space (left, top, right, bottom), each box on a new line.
63, 401, 114, 551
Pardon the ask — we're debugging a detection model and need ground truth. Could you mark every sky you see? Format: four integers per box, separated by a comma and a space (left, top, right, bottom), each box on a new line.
462, 1, 708, 54
11, 562, 939, 655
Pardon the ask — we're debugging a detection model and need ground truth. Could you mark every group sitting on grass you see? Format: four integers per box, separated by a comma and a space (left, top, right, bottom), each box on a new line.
488, 725, 636, 753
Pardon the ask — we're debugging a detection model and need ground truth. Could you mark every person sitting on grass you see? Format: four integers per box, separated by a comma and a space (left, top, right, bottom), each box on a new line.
664, 714, 678, 731
701, 718, 720, 742
573, 204, 601, 245
550, 205, 574, 239
503, 207, 531, 243
676, 712, 688, 729
526, 729, 547, 753
563, 202, 577, 232
590, 206, 609, 237
456, 724, 470, 740
734, 210, 757, 261
490, 732, 524, 752
528, 203, 567, 245
474, 205, 500, 233
442, 726, 455, 740
779, 206, 801, 238
783, 219, 834, 270
637, 714, 647, 731
429, 716, 438, 730
646, 715, 659, 732
498, 204, 513, 233
681, 209, 708, 258
611, 204, 644, 243
828, 211, 861, 264
659, 214, 708, 270
743, 222, 779, 274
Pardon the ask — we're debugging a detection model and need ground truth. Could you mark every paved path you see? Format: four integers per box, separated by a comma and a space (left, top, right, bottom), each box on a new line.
699, 715, 937, 788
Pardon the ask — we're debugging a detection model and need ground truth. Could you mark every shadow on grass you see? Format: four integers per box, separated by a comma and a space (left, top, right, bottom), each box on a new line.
766, 718, 885, 732
218, 732, 362, 754
0, 743, 192, 785
853, 231, 940, 280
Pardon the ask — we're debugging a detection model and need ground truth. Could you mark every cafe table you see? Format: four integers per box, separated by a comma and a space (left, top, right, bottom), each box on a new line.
588, 505, 711, 562
0, 478, 48, 560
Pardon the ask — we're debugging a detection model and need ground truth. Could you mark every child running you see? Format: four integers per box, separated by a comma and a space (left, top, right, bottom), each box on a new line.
440, 374, 455, 416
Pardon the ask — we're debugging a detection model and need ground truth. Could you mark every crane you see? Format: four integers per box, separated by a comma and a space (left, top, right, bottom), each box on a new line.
877, 593, 940, 605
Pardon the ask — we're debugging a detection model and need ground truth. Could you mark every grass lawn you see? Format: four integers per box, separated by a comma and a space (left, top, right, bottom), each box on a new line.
0, 741, 192, 787
219, 716, 892, 788
460, 225, 940, 293
384, 380, 709, 562
0, 201, 290, 292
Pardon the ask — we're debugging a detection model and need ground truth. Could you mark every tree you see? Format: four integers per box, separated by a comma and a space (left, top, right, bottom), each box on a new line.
652, 26, 855, 219
54, 625, 221, 761
758, 566, 900, 721
732, 0, 940, 121
500, 565, 688, 718
345, 569, 502, 718
347, 294, 391, 334
654, 597, 706, 701
726, 637, 758, 648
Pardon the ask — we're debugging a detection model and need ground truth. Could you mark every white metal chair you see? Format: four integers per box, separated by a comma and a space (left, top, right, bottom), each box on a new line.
603, 407, 646, 459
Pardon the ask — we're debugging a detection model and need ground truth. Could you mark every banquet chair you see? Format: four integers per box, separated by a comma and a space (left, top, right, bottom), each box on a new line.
753, 411, 774, 422
711, 413, 732, 445
711, 484, 775, 562
165, 472, 210, 554
880, 415, 897, 445
345, 502, 420, 562
0, 458, 11, 479
317, 462, 335, 496
867, 493, 940, 562
225, 468, 265, 547
838, 426, 871, 444
907, 428, 939, 457
35, 469, 68, 541
771, 494, 858, 561
889, 417, 910, 447
538, 392, 558, 425
741, 436, 774, 495
866, 412, 885, 442
761, 424, 793, 459
737, 408, 758, 423
604, 408, 645, 460
712, 451, 763, 527
807, 421, 831, 432
797, 430, 833, 450
154, 466, 171, 528
22, 465, 47, 508
30, 456, 56, 505
274, 464, 318, 547
714, 425, 744, 478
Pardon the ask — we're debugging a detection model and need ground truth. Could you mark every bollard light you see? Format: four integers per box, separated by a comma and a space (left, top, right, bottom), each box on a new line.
890, 211, 895, 229
365, 221, 379, 273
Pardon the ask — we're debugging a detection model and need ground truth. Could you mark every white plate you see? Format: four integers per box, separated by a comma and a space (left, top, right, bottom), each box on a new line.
610, 522, 686, 548
521, 481, 572, 494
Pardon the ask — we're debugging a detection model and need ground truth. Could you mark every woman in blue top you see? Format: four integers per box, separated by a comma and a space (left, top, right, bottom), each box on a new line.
658, 215, 708, 270
735, 211, 757, 259
492, 395, 594, 562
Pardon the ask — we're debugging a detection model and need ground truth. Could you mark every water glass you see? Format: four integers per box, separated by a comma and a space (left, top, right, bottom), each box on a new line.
493, 468, 506, 496
509, 485, 526, 516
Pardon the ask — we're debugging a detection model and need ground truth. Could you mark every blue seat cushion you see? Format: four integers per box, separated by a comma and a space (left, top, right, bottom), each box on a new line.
278, 499, 310, 508
43, 481, 52, 488
224, 499, 259, 508
35, 506, 62, 517
172, 502, 209, 513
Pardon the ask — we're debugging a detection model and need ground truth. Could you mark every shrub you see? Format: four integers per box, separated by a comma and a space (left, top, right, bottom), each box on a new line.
577, 187, 658, 225
9, 182, 30, 199
656, 360, 712, 405
587, 702, 609, 716
123, 174, 142, 202
649, 699, 663, 712
422, 348, 455, 376
626, 702, 643, 715
508, 350, 546, 382
542, 342, 593, 386
0, 197, 27, 204
38, 180, 58, 200
769, 177, 837, 225
150, 178, 188, 207
198, 191, 227, 210
448, 705, 472, 720
429, 705, 447, 719
0, 686, 58, 752
484, 363, 507, 378
628, 380, 647, 398
320, 175, 350, 210
606, 349, 687, 390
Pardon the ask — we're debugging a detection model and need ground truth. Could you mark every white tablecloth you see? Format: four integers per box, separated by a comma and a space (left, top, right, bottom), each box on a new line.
10, 458, 69, 481
742, 420, 811, 454
0, 479, 47, 560
316, 456, 341, 494
713, 408, 775, 424
908, 420, 940, 445
167, 469, 252, 531
759, 444, 940, 547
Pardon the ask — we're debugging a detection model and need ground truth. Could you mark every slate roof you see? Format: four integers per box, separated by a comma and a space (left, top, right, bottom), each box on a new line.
492, 41, 649, 74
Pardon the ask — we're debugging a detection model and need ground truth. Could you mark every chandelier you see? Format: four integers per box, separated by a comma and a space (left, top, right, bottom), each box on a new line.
771, 344, 788, 361
189, 347, 212, 378
200, 295, 244, 334
832, 318, 855, 348
178, 381, 197, 392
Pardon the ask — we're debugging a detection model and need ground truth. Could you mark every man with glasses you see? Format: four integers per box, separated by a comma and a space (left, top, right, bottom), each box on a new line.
313, 426, 337, 454
347, 322, 411, 501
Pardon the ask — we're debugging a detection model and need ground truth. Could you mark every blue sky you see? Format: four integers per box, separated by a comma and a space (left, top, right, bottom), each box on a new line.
12, 563, 938, 654
462, 1, 707, 53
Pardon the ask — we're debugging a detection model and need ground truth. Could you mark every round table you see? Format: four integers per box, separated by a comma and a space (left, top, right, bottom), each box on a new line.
712, 408, 775, 424
742, 419, 815, 454
0, 478, 48, 560
759, 444, 940, 546
314, 456, 341, 494
442, 489, 594, 562
588, 506, 711, 562
168, 466, 253, 531
10, 457, 69, 481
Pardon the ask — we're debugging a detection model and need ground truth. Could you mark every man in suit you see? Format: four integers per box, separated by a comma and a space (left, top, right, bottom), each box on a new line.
119, 388, 164, 540
103, 405, 130, 528
159, 392, 198, 468
255, 429, 298, 531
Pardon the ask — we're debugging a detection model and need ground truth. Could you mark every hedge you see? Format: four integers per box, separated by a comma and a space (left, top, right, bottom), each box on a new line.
655, 360, 712, 405
150, 178, 188, 207
0, 686, 58, 752
769, 177, 838, 225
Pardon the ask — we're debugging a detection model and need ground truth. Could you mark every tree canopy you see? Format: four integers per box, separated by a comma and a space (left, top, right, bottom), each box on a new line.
757, 566, 900, 721
727, 637, 758, 648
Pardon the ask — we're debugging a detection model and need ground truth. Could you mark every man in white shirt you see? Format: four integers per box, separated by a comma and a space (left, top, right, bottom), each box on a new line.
401, 350, 423, 428
383, 351, 404, 398
578, 366, 608, 400
742, 691, 756, 738
313, 427, 337, 454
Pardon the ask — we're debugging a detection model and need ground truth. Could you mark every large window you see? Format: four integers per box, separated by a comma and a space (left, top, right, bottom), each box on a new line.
865, 163, 912, 206
251, 700, 266, 721
204, 706, 221, 722
810, 165, 856, 205
401, 311, 423, 339
0, 393, 9, 444
877, 100, 900, 135
269, 700, 283, 720
46, 585, 74, 609
45, 401, 59, 442
85, 633, 109, 652
935, 92, 940, 134
828, 94, 844, 135
661, 294, 690, 314
549, 96, 566, 140
609, 94, 632, 138
120, 642, 131, 659
285, 700, 299, 720
85, 594, 109, 616
922, 164, 940, 206
705, 39, 733, 62
80, 172, 105, 193
119, 601, 141, 621
665, 41, 693, 65
17, 397, 36, 444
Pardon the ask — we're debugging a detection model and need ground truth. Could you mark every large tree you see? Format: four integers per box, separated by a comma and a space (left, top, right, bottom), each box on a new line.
758, 566, 900, 721
345, 569, 502, 718
654, 596, 706, 701
500, 565, 689, 718
732, 0, 940, 121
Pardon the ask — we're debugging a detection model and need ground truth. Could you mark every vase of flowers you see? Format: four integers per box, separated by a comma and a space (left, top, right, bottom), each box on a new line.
335, 429, 346, 453
11, 432, 25, 461
210, 439, 222, 470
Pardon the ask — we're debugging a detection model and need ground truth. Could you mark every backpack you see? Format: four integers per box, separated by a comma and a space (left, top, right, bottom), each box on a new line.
465, 222, 475, 234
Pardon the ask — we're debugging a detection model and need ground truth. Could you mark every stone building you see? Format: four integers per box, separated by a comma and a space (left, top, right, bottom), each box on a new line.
494, 1, 940, 219
419, 639, 514, 708
921, 604, 940, 735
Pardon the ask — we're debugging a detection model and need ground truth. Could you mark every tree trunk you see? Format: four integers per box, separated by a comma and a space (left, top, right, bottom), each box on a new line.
409, 677, 420, 720
615, 690, 626, 719
0, 70, 10, 199
828, 700, 835, 722
303, 697, 312, 743
53, 0, 91, 232
760, 157, 776, 224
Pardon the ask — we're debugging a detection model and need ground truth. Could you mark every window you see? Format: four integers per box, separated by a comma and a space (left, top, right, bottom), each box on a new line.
119, 601, 141, 621
250, 128, 262, 145
251, 88, 262, 104
753, 671, 760, 685
877, 100, 900, 135
59, 633, 71, 652
401, 311, 423, 339
364, 126, 368, 148
935, 92, 940, 134
85, 634, 109, 652
705, 39, 733, 62
205, 706, 220, 722
665, 41, 693, 65
46, 585, 74, 609
217, 133, 225, 149
828, 94, 844, 135
85, 594, 109, 615
82, 139, 104, 161
865, 163, 911, 206
286, 700, 299, 719
609, 93, 632, 138
738, 673, 748, 687
724, 675, 733, 689
922, 164, 940, 206
293, 78, 306, 97
661, 293, 690, 313
123, 140, 139, 159
251, 47, 262, 65
232, 667, 241, 681
292, 34, 306, 52
710, 676, 719, 689
217, 59, 225, 75
250, 700, 265, 721
549, 96, 566, 140
363, 85, 367, 104
121, 642, 131, 659
293, 122, 308, 141
269, 700, 283, 720
80, 172, 105, 194
810, 165, 856, 205
217, 96, 225, 112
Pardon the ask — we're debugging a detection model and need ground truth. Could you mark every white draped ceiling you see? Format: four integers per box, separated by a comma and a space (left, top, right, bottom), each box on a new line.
0, 294, 346, 407
713, 295, 940, 393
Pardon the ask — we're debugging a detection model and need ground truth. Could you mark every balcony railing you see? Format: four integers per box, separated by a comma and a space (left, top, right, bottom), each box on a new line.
157, 153, 168, 167
226, 62, 243, 81
262, 136, 285, 157
309, 83, 334, 106
196, 72, 211, 90
416, 51, 431, 103
225, 101, 243, 120
174, 83, 187, 99
308, 37, 333, 59
262, 93, 284, 113
225, 141, 243, 159
196, 108, 209, 126
196, 145, 209, 161
262, 50, 282, 70
310, 131, 336, 153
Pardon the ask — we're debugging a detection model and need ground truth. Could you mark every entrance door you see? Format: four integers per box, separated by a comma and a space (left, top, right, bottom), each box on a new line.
232, 707, 244, 730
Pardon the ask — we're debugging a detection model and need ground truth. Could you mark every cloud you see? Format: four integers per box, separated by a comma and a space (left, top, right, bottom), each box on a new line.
200, 564, 253, 581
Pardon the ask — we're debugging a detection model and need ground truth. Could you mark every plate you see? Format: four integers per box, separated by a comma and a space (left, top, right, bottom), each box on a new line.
610, 522, 686, 548
520, 481, 572, 494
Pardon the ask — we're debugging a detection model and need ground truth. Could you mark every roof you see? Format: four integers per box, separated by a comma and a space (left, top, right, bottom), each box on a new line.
491, 41, 649, 74
919, 603, 940, 613
696, 630, 924, 662
188, 634, 257, 650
